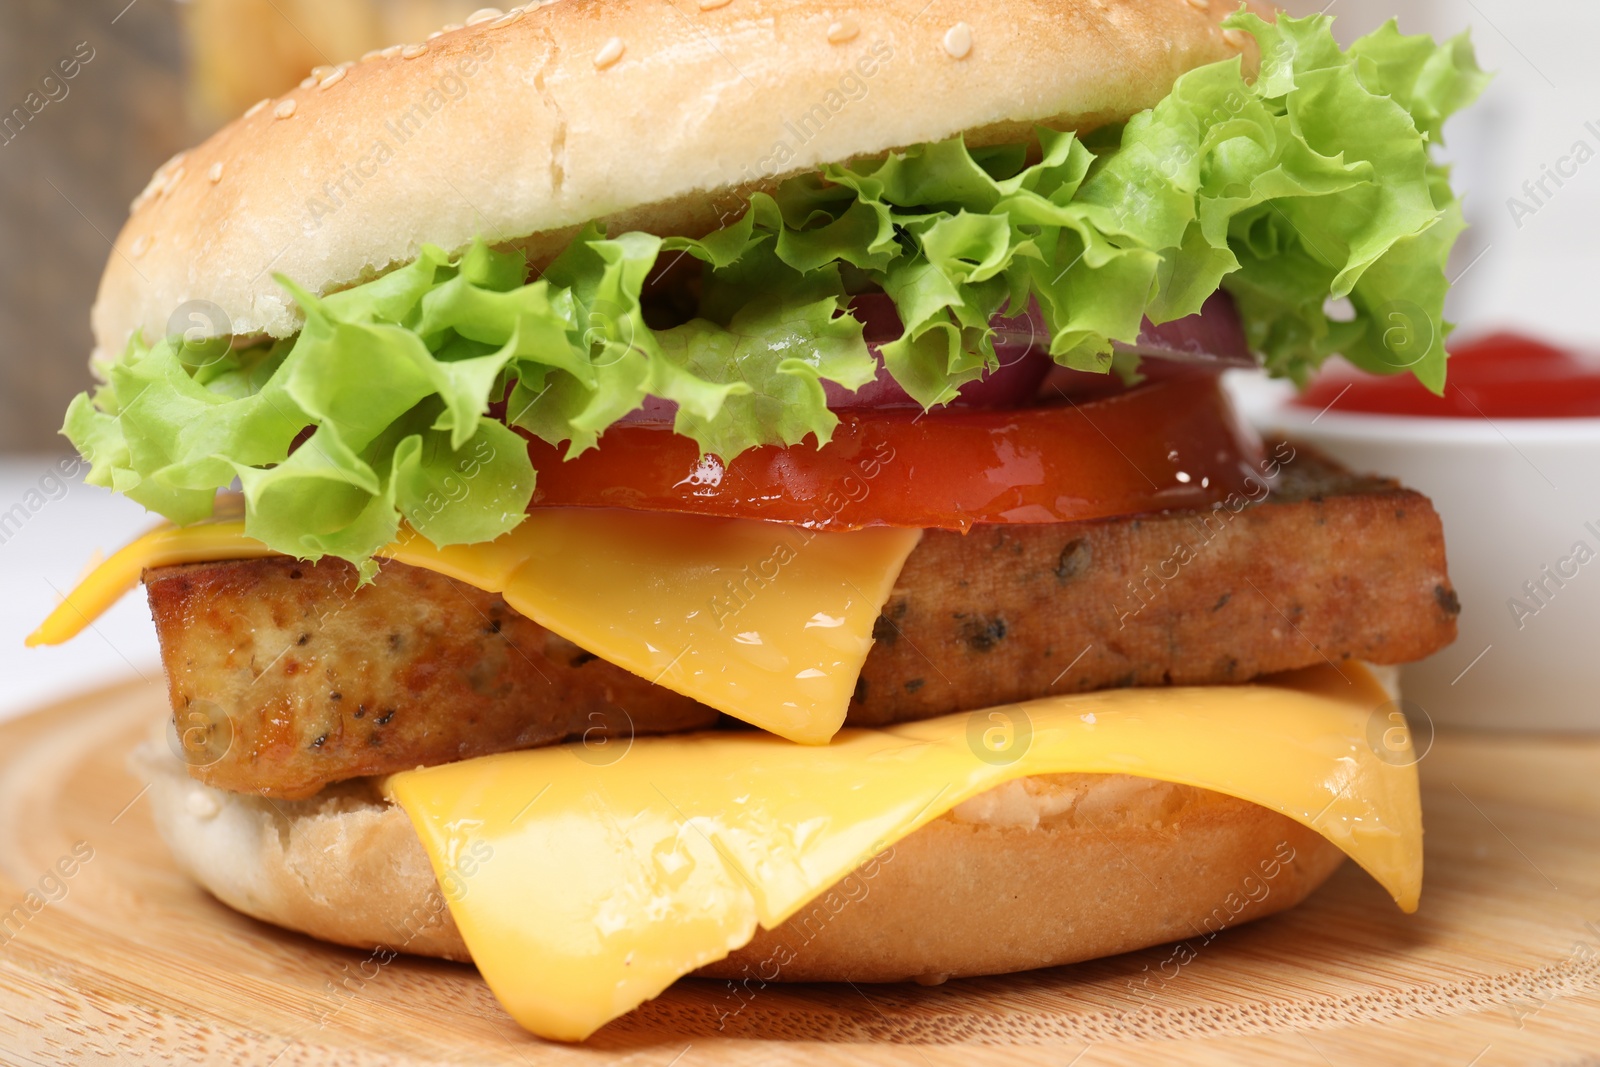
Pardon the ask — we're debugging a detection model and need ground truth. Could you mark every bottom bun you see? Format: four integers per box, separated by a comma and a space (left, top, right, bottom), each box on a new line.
136, 740, 1345, 983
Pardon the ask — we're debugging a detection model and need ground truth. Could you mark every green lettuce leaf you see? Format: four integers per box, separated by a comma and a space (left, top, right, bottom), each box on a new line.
65, 12, 1485, 569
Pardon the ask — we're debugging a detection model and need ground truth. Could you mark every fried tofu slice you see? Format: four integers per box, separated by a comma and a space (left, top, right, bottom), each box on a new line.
147, 446, 1457, 797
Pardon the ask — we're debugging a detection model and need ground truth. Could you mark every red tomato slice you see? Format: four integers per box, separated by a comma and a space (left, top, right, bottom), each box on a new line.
523, 375, 1262, 530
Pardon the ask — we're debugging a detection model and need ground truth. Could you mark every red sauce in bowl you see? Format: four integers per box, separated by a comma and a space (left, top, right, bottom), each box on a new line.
1295, 333, 1600, 419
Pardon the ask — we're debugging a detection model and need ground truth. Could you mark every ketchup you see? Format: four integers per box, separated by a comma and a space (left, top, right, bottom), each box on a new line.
1295, 333, 1600, 418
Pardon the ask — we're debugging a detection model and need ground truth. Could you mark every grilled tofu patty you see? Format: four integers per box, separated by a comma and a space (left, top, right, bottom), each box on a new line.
147, 447, 1457, 798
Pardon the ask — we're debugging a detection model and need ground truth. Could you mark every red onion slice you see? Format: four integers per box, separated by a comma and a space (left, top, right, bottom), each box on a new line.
1113, 290, 1256, 368
621, 289, 1255, 424
823, 294, 1051, 410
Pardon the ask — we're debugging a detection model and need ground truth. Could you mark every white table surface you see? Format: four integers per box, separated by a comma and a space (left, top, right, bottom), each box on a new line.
1, 456, 163, 724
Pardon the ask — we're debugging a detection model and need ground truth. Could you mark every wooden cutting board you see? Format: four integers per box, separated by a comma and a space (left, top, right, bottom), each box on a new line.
1, 678, 1598, 1065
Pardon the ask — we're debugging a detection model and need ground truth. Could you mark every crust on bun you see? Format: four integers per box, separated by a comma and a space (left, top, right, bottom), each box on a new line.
135, 738, 1343, 982
94, 0, 1267, 360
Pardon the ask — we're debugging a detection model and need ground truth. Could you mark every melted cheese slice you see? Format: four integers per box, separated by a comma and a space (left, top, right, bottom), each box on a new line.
27, 511, 921, 743
385, 663, 1421, 1042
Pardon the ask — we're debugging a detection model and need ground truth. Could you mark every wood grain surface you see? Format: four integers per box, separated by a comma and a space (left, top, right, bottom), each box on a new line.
0, 677, 1597, 1065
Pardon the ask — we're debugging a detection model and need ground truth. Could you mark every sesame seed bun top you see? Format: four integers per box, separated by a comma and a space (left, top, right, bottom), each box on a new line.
91, 0, 1264, 363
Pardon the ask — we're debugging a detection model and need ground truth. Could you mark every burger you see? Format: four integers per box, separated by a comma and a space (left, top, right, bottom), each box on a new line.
33, 0, 1482, 1042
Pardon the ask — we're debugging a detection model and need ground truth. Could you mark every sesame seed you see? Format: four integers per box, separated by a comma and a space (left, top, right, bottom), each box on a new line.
132, 156, 182, 211
360, 48, 383, 62
185, 788, 220, 820
401, 43, 429, 59
243, 98, 270, 118
1222, 27, 1247, 47
381, 44, 404, 58
943, 22, 973, 59
320, 68, 345, 88
130, 235, 151, 257
162, 166, 185, 194
697, 0, 733, 9
443, 22, 463, 32
298, 74, 317, 89
273, 98, 297, 119
427, 30, 444, 40
594, 36, 625, 69
1186, 0, 1208, 8
826, 19, 858, 43
492, 9, 523, 26
310, 64, 335, 80
208, 161, 224, 183
466, 7, 503, 24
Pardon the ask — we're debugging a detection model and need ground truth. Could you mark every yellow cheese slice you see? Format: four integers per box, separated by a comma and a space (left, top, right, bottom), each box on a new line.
384, 663, 1421, 1042
27, 511, 920, 743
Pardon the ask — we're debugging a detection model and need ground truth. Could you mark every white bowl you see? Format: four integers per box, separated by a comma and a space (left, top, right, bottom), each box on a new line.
1259, 399, 1600, 732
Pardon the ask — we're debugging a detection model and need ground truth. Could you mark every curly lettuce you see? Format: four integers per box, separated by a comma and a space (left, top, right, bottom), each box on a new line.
64, 13, 1487, 572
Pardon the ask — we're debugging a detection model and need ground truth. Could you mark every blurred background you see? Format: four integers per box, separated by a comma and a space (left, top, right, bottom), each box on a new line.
0, 0, 490, 457
0, 0, 493, 713
0, 0, 1597, 714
